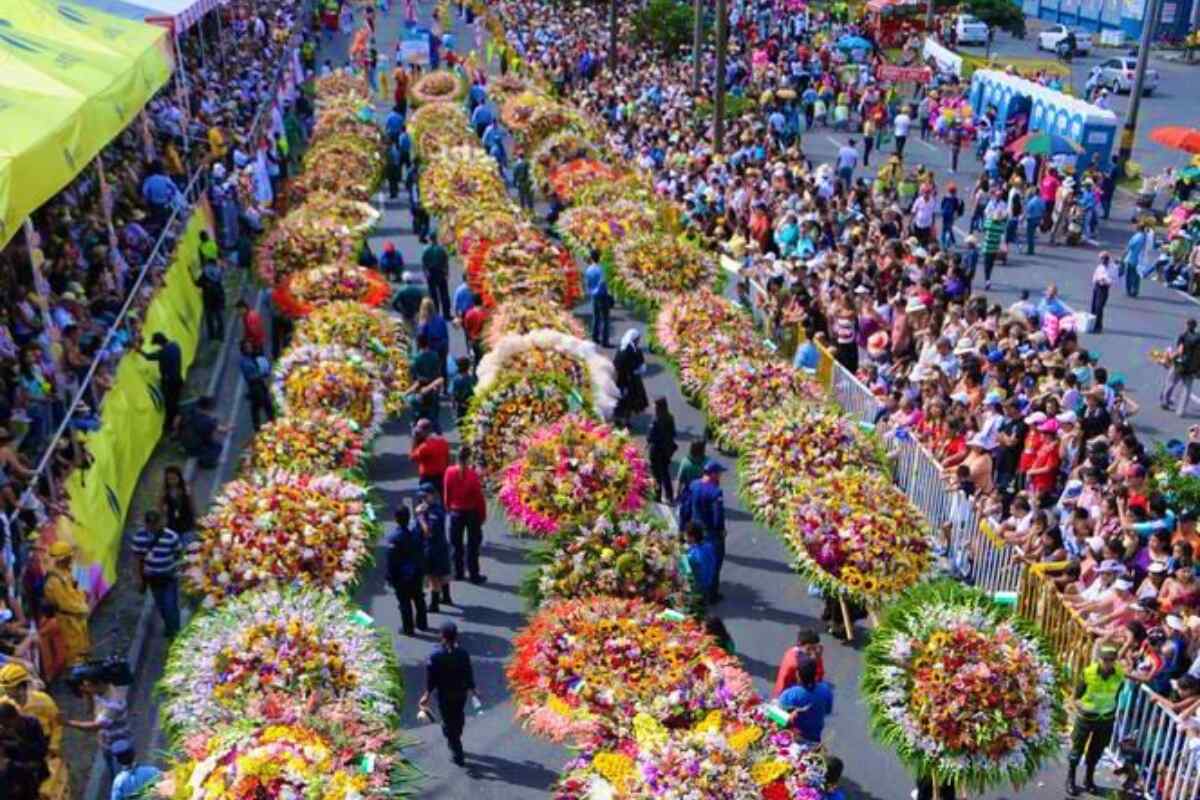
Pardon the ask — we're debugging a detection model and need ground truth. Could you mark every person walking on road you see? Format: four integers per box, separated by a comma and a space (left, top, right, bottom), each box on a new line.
1122, 221, 1155, 298
1023, 188, 1046, 256
421, 240, 451, 319
1162, 319, 1200, 416
646, 397, 677, 504
1090, 252, 1115, 334
386, 505, 428, 636
688, 460, 728, 603
1066, 645, 1126, 796
419, 622, 479, 766
238, 340, 276, 430
131, 510, 182, 638
137, 332, 183, 434
416, 481, 452, 612
443, 445, 487, 584
777, 657, 834, 745
613, 329, 648, 427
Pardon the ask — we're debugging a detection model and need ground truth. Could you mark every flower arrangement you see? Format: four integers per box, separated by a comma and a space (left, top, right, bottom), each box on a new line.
519, 514, 690, 610
465, 228, 581, 308
651, 290, 768, 398
271, 263, 392, 319
554, 707, 828, 800
437, 202, 524, 258
498, 415, 650, 537
482, 300, 586, 350
572, 171, 658, 210
254, 192, 381, 285
291, 133, 383, 204
156, 713, 415, 800
184, 471, 378, 605
557, 201, 657, 260
546, 159, 620, 204
476, 330, 619, 417
782, 469, 932, 605
243, 412, 367, 476
738, 403, 883, 529
460, 372, 591, 478
531, 130, 600, 195
501, 90, 595, 149
314, 71, 371, 99
507, 596, 753, 744
487, 73, 531, 106
157, 587, 401, 740
705, 360, 825, 452
409, 68, 467, 106
272, 345, 387, 442
417, 144, 508, 220
292, 301, 412, 414
610, 233, 725, 314
862, 580, 1066, 792
408, 101, 474, 159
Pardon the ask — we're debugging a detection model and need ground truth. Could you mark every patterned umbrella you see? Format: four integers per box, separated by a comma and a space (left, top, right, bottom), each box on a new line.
1005, 131, 1083, 156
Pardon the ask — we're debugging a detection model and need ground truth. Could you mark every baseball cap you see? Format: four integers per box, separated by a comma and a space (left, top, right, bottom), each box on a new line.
703, 459, 727, 474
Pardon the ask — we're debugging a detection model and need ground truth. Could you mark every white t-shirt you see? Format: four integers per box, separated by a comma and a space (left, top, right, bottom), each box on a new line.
894, 113, 911, 137
911, 194, 936, 228
836, 145, 858, 171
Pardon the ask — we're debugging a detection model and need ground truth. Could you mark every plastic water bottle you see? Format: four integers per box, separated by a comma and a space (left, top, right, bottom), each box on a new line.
470, 695, 483, 716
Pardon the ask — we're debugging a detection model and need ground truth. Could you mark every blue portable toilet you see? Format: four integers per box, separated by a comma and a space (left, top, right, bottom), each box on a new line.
969, 70, 1118, 172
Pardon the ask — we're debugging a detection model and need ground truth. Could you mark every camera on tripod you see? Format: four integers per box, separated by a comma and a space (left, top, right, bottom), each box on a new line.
65, 655, 133, 696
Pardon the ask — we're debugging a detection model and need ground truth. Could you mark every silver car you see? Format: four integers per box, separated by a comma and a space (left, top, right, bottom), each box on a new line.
1097, 57, 1160, 95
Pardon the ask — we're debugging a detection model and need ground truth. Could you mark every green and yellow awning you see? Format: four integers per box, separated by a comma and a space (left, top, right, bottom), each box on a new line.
0, 0, 173, 247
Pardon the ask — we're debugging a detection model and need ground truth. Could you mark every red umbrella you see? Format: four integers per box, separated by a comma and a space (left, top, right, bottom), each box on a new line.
1149, 126, 1200, 154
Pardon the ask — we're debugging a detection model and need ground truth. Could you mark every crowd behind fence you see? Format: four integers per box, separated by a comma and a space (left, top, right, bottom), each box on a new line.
815, 341, 1200, 797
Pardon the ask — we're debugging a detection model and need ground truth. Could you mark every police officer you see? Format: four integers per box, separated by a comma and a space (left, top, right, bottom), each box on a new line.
1067, 644, 1124, 796
386, 505, 428, 636
687, 460, 727, 603
418, 622, 478, 766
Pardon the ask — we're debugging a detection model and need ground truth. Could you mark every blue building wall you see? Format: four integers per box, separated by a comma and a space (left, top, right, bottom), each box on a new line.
1032, 0, 1193, 39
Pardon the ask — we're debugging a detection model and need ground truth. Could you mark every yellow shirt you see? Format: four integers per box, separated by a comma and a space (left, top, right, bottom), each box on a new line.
208, 126, 227, 159
43, 567, 90, 666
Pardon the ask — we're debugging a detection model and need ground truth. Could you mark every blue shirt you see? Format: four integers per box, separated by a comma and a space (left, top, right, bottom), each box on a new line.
687, 541, 716, 594
471, 104, 494, 129
1025, 195, 1046, 222
688, 478, 725, 538
584, 262, 605, 295
141, 174, 177, 207
793, 341, 819, 370
111, 765, 162, 800
453, 282, 475, 317
778, 682, 834, 743
385, 111, 404, 139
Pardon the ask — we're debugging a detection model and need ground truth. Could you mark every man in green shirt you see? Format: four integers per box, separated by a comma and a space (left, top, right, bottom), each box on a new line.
393, 271, 427, 325
422, 241, 451, 319
408, 334, 443, 431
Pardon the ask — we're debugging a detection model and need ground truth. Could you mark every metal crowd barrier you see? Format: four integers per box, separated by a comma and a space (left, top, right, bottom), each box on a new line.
1112, 681, 1200, 800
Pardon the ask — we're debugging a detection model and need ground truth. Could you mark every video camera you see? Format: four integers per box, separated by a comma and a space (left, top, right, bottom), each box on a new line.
65, 655, 133, 696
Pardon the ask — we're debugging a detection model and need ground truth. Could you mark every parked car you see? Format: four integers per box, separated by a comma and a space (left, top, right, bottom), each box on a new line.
954, 14, 989, 45
1038, 24, 1093, 55
1097, 56, 1160, 95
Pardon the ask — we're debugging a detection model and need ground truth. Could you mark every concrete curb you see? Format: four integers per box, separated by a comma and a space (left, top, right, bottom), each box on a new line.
80, 283, 265, 800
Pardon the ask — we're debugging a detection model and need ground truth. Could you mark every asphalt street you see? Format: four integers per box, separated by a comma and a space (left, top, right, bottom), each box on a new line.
346, 8, 1089, 800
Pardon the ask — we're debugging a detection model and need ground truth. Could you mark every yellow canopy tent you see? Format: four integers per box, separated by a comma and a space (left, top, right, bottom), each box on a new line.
0, 0, 172, 248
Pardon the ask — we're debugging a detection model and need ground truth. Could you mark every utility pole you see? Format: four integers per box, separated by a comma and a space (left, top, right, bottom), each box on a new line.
1117, 0, 1163, 168
692, 0, 703, 95
608, 0, 618, 72
714, 0, 727, 152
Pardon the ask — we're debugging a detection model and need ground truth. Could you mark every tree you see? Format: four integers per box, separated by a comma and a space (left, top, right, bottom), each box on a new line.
630, 0, 695, 55
965, 0, 1026, 48
713, 0, 727, 152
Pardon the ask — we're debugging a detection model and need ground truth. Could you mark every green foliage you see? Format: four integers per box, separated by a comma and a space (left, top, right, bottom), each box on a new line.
1153, 443, 1200, 514
965, 0, 1026, 36
630, 0, 697, 55
696, 92, 755, 120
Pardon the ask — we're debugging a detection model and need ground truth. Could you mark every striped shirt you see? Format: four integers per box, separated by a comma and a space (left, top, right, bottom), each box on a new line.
130, 526, 182, 577
981, 217, 1006, 256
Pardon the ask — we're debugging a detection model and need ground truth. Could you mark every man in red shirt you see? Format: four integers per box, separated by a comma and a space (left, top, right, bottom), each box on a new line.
237, 299, 267, 352
772, 629, 825, 697
410, 419, 450, 495
443, 444, 487, 584
461, 297, 488, 370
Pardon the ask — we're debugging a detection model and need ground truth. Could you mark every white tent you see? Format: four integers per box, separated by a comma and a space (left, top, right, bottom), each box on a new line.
77, 0, 224, 34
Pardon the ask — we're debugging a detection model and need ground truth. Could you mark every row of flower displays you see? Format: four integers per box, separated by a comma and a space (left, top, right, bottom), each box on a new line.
448, 6, 1067, 793
149, 73, 420, 800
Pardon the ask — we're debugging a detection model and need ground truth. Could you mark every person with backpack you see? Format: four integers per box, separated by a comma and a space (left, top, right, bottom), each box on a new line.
238, 340, 275, 430
1162, 319, 1200, 416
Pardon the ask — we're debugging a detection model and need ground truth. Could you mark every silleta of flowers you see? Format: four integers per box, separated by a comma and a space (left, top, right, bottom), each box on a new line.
437, 202, 524, 258
546, 158, 620, 204
520, 514, 690, 610
272, 344, 387, 442
653, 290, 768, 398
242, 412, 367, 476
465, 228, 581, 308
554, 707, 828, 800
461, 372, 589, 478
271, 263, 391, 319
185, 470, 377, 606
738, 403, 883, 529
531, 130, 601, 195
157, 587, 401, 739
610, 233, 724, 314
501, 90, 594, 150
409, 68, 467, 106
409, 101, 475, 159
783, 469, 932, 605
507, 596, 753, 744
704, 360, 825, 452
862, 581, 1065, 792
157, 714, 414, 800
418, 144, 508, 219
291, 133, 382, 203
254, 191, 380, 284
476, 330, 619, 418
292, 301, 411, 414
482, 299, 586, 350
557, 201, 657, 261
498, 415, 650, 537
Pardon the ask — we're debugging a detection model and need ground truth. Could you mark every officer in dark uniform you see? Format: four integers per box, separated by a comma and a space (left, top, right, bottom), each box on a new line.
386, 505, 428, 636
418, 621, 478, 766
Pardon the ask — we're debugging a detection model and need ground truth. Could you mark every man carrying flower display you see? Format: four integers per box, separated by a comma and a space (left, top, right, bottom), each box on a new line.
688, 460, 728, 603
1067, 644, 1127, 796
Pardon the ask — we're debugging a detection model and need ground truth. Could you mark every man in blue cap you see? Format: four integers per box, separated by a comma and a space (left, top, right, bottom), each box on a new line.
109, 741, 161, 800
688, 460, 728, 602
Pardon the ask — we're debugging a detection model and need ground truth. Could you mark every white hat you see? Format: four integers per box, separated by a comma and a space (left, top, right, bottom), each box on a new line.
967, 433, 993, 450
954, 338, 975, 356
1025, 412, 1048, 425
1114, 578, 1134, 591
1085, 536, 1105, 553
1166, 614, 1186, 632
1056, 411, 1078, 425
905, 297, 927, 314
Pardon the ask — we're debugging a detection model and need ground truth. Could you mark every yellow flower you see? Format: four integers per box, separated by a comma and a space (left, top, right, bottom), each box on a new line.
750, 757, 790, 785
593, 752, 636, 789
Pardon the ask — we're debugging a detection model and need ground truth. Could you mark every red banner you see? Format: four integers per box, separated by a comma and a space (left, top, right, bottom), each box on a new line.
877, 64, 932, 83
